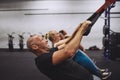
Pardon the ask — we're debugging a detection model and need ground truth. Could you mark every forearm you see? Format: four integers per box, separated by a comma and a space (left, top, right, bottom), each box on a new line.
66, 23, 82, 44
65, 21, 91, 56
54, 38, 69, 47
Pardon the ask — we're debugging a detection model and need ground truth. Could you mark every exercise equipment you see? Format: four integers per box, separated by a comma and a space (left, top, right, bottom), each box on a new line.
7, 32, 15, 51
102, 36, 109, 47
84, 0, 115, 36
103, 0, 116, 59
18, 32, 25, 50
109, 31, 120, 60
103, 25, 109, 35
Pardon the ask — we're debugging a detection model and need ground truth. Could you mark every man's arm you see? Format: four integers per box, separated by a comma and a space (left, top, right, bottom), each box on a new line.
52, 21, 91, 65
54, 38, 69, 49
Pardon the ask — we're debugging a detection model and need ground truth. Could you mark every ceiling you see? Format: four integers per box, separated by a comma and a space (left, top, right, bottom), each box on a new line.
0, 0, 119, 3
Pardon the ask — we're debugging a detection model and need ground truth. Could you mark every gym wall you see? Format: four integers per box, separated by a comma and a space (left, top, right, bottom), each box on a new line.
0, 0, 120, 49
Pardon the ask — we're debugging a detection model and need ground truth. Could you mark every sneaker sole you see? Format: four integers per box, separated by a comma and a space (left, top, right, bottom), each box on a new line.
102, 72, 112, 80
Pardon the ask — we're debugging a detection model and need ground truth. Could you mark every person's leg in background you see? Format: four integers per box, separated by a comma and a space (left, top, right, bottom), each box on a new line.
73, 49, 110, 79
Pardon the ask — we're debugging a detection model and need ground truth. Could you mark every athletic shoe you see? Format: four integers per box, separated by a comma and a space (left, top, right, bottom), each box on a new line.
101, 68, 109, 73
102, 71, 112, 80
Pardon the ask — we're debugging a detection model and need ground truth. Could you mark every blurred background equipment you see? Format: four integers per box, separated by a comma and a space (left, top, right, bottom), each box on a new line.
7, 32, 15, 51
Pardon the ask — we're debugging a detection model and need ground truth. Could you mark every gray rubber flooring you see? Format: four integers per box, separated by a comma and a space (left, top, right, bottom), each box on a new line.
0, 50, 120, 80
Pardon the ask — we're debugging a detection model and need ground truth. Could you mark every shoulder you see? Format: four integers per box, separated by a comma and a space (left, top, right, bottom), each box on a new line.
35, 53, 52, 63
35, 53, 53, 68
35, 47, 58, 65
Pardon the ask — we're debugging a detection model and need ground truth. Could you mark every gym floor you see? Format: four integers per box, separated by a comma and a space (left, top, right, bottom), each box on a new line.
0, 49, 120, 80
